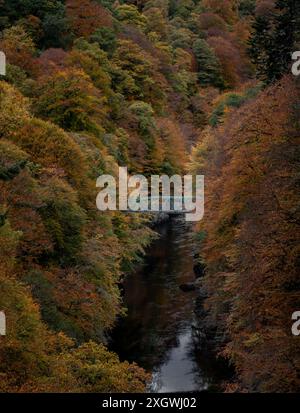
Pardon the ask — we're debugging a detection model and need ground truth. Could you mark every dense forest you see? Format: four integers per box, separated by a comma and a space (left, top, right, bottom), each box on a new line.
0, 0, 299, 392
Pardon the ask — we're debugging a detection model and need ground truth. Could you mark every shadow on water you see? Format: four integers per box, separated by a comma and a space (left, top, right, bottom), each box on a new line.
110, 215, 228, 393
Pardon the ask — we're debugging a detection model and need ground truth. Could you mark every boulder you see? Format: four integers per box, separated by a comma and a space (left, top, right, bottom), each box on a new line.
179, 282, 196, 292
193, 260, 206, 278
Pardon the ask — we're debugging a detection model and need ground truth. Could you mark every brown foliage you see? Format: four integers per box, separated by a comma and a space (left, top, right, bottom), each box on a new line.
66, 0, 113, 38
193, 76, 300, 392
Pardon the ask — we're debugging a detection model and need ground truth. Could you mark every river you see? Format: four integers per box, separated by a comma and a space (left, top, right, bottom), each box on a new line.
110, 215, 227, 393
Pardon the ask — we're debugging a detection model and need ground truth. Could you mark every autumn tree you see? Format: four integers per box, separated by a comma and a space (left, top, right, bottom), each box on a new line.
0, 24, 37, 75
191, 76, 300, 392
193, 39, 225, 89
1, 0, 278, 395
31, 68, 107, 134
66, 0, 113, 38
202, 0, 238, 24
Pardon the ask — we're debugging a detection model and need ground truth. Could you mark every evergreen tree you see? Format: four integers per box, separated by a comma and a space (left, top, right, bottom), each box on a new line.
273, 0, 300, 78
249, 0, 300, 83
248, 15, 273, 82
238, 0, 256, 17
193, 39, 225, 89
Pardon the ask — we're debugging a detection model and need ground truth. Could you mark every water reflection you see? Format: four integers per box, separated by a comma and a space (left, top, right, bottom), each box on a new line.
151, 329, 209, 393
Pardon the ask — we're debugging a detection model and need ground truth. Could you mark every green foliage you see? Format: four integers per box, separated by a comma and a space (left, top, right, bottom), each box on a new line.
209, 102, 226, 127
114, 4, 147, 30
0, 139, 28, 181
0, 81, 30, 138
45, 341, 150, 392
103, 128, 129, 165
209, 86, 261, 127
41, 3, 72, 48
0, 0, 70, 47
31, 69, 107, 134
169, 27, 193, 49
0, 59, 159, 387
209, 93, 246, 126
129, 101, 155, 132
39, 177, 87, 264
90, 27, 117, 56
68, 39, 113, 96
238, 0, 256, 17
2, 63, 28, 89
0, 0, 64, 26
193, 39, 225, 89
173, 0, 195, 19
248, 14, 273, 82
144, 7, 168, 40
129, 101, 156, 151
112, 39, 166, 110
1, 23, 35, 52
10, 117, 88, 189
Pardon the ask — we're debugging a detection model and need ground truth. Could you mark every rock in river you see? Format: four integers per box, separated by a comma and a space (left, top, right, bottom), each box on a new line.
193, 260, 206, 278
179, 283, 196, 292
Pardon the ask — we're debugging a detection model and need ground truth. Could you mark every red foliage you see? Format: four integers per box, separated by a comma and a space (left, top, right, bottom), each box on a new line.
66, 0, 113, 38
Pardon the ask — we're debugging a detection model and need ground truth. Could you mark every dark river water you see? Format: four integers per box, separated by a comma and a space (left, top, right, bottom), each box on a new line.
110, 215, 225, 393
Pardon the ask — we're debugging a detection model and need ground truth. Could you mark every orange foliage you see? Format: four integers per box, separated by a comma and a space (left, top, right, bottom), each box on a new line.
193, 76, 300, 392
202, 0, 238, 24
208, 36, 243, 88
